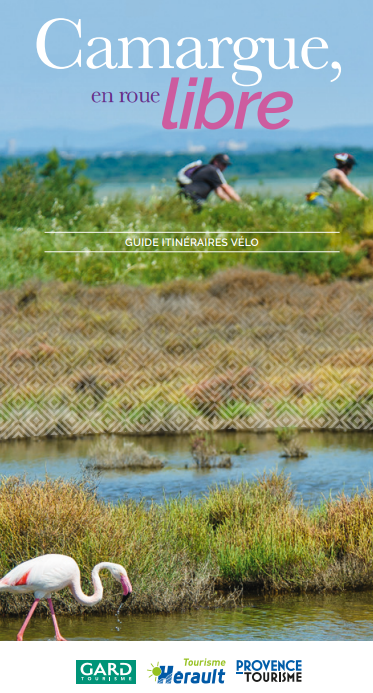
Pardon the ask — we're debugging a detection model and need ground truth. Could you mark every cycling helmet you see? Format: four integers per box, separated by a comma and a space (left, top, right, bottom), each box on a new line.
210, 153, 232, 166
334, 152, 357, 167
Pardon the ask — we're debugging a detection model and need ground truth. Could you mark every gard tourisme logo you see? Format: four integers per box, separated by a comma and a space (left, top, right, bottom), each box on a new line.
76, 660, 136, 684
236, 659, 302, 683
147, 659, 226, 684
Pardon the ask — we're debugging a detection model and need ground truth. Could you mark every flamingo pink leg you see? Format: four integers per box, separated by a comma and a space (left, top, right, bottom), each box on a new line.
17, 598, 40, 641
47, 598, 67, 641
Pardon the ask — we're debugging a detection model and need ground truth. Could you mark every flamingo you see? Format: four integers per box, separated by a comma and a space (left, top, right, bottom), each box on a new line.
0, 553, 132, 641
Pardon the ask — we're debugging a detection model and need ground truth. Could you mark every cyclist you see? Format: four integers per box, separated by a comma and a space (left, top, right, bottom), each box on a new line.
177, 153, 241, 208
306, 153, 368, 207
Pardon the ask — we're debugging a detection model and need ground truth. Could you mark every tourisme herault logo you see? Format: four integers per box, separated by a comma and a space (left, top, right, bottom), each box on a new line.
147, 659, 226, 684
76, 660, 136, 684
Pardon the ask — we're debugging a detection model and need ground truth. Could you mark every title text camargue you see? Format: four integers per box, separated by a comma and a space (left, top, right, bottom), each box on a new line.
36, 19, 342, 85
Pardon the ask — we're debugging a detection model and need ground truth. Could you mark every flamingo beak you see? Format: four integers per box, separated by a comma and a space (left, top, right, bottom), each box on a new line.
120, 576, 133, 603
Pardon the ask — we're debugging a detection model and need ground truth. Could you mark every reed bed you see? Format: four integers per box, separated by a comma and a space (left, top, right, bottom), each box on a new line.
1, 472, 373, 616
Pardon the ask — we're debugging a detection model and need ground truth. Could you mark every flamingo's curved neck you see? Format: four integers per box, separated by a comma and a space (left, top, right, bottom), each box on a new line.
70, 563, 116, 606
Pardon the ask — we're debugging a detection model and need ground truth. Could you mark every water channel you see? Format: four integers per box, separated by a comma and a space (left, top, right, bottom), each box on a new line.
1, 591, 373, 641
0, 430, 372, 505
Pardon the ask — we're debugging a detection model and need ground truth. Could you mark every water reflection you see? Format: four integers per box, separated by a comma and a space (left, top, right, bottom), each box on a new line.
1, 591, 373, 641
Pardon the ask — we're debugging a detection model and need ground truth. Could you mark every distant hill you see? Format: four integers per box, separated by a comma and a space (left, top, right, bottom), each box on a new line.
1, 125, 373, 156
0, 148, 372, 182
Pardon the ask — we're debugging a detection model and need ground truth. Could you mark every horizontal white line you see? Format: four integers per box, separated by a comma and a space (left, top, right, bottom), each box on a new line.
44, 231, 340, 235
44, 250, 340, 254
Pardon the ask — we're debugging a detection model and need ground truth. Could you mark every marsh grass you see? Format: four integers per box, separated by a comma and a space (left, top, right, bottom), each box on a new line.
88, 437, 166, 470
1, 472, 373, 617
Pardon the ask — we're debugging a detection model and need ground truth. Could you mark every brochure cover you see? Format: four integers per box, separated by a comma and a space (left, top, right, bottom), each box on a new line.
0, 0, 372, 688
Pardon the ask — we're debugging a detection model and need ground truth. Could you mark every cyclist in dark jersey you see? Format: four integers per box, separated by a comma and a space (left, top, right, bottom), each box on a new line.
306, 153, 367, 207
178, 153, 241, 208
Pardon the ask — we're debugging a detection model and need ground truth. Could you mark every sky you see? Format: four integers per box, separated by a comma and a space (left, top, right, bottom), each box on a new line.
0, 0, 372, 141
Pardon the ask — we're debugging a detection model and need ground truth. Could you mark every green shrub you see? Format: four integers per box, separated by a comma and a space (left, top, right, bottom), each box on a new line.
0, 150, 94, 225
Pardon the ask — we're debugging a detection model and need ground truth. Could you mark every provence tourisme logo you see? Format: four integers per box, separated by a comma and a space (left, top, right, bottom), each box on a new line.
76, 660, 136, 684
236, 659, 302, 683
147, 659, 226, 684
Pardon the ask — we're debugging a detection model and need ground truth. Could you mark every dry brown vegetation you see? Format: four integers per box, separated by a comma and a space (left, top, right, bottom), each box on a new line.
1, 267, 373, 439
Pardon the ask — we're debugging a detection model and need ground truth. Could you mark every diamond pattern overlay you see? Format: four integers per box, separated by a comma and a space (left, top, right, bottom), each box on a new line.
1, 272, 372, 439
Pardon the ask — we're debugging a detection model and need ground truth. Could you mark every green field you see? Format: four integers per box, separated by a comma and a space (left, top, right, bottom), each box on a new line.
1, 150, 373, 288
